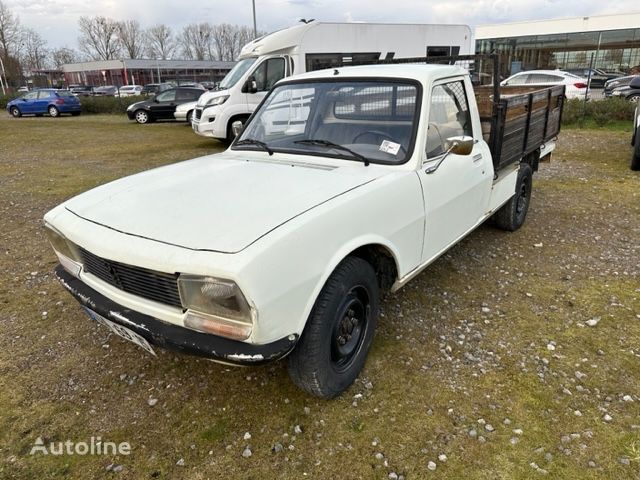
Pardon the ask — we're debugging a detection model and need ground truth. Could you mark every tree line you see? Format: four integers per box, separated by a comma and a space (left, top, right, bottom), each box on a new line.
0, 1, 261, 86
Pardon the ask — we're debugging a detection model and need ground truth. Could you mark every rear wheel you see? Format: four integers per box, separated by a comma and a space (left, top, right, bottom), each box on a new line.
134, 110, 150, 124
10, 106, 21, 118
48, 105, 59, 117
288, 256, 379, 398
186, 110, 193, 124
632, 126, 640, 171
493, 163, 533, 231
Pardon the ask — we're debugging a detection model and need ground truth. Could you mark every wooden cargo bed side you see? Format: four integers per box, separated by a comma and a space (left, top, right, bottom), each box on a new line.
475, 85, 564, 172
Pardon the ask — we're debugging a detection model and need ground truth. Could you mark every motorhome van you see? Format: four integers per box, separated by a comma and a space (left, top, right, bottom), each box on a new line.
191, 21, 473, 141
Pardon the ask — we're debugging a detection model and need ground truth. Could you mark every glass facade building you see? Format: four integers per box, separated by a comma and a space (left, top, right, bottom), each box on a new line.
476, 14, 640, 77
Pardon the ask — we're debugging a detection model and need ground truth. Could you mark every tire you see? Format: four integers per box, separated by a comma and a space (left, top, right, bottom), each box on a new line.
134, 109, 150, 124
48, 105, 59, 117
629, 94, 640, 103
288, 256, 379, 399
226, 116, 248, 143
632, 126, 640, 171
10, 106, 21, 118
186, 110, 193, 124
493, 163, 533, 231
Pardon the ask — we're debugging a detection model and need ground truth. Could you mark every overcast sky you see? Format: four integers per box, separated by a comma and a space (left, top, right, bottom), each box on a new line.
6, 0, 640, 49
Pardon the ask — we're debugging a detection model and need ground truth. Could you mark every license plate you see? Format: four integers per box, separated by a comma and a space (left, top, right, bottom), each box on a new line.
84, 307, 156, 356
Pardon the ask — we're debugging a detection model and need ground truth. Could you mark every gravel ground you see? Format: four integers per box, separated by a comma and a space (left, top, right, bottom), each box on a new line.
0, 116, 638, 479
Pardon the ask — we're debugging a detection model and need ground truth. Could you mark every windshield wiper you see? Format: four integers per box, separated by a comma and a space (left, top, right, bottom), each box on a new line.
294, 139, 370, 166
235, 138, 274, 156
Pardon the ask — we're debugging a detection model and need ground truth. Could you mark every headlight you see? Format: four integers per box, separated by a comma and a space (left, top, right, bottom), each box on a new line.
44, 224, 83, 277
178, 275, 254, 340
205, 95, 229, 108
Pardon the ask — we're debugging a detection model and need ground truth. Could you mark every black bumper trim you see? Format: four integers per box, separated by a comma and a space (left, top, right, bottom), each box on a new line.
54, 265, 297, 365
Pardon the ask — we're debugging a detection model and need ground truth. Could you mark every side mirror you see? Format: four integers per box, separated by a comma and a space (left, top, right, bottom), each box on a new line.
242, 77, 258, 94
444, 136, 474, 156
231, 120, 244, 138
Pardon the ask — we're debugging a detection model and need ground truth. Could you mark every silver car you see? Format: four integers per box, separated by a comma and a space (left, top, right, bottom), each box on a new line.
173, 100, 197, 123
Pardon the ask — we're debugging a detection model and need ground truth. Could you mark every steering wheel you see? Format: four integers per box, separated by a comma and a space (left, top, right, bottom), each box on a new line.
352, 130, 407, 155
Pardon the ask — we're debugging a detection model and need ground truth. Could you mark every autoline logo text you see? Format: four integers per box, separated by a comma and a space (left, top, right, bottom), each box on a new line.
30, 436, 131, 456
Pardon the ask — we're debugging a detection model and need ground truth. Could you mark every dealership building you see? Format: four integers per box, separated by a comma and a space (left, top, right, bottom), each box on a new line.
476, 12, 640, 76
61, 59, 235, 86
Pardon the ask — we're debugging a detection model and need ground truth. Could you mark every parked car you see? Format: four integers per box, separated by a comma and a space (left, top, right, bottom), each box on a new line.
501, 70, 589, 99
118, 85, 143, 97
173, 100, 197, 123
200, 81, 218, 90
632, 104, 640, 171
17, 86, 29, 93
611, 76, 640, 102
44, 59, 565, 397
141, 83, 172, 96
6, 89, 81, 117
126, 87, 204, 124
604, 75, 637, 97
71, 85, 97, 97
565, 68, 620, 88
93, 86, 119, 96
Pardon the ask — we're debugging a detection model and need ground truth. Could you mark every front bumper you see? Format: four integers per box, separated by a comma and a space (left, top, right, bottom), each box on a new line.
54, 265, 298, 365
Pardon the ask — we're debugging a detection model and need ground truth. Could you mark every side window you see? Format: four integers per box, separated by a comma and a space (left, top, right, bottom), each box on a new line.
252, 58, 286, 92
38, 91, 52, 99
23, 92, 38, 100
177, 89, 199, 101
426, 81, 472, 158
506, 74, 528, 85
156, 90, 176, 102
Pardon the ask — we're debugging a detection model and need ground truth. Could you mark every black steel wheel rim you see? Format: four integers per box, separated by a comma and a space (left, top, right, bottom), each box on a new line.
516, 181, 528, 216
330, 286, 370, 373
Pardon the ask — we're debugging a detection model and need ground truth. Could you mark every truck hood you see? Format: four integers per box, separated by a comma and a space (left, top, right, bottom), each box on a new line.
64, 153, 381, 253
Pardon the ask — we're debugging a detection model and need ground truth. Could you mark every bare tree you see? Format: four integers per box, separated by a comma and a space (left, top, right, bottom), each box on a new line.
21, 28, 48, 72
145, 24, 175, 60
77, 16, 121, 60
180, 23, 215, 61
212, 24, 261, 61
118, 19, 144, 59
51, 47, 79, 69
0, 0, 24, 84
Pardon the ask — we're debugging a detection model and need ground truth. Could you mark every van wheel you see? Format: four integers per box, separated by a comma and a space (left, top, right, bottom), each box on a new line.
226, 116, 248, 143
48, 106, 60, 117
493, 163, 533, 231
10, 107, 22, 117
288, 256, 379, 398
632, 126, 640, 171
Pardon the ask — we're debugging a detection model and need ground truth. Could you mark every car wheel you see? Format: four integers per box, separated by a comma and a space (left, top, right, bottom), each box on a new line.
48, 106, 60, 117
629, 94, 640, 103
10, 106, 21, 118
632, 126, 640, 171
186, 110, 193, 124
288, 256, 379, 398
135, 110, 150, 124
226, 116, 249, 143
492, 163, 533, 231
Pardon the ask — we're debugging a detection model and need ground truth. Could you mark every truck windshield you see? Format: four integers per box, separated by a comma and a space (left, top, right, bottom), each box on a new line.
219, 58, 258, 89
233, 80, 420, 165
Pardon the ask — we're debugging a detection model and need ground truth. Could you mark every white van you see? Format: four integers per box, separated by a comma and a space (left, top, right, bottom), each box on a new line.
191, 21, 473, 141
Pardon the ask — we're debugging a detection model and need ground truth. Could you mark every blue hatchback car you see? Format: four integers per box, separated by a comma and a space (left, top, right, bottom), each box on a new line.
6, 89, 82, 118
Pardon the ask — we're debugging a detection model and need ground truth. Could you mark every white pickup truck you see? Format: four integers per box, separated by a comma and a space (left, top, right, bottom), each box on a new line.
44, 59, 564, 398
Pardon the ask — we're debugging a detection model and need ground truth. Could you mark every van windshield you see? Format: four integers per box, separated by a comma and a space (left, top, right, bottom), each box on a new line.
233, 79, 420, 165
219, 58, 258, 89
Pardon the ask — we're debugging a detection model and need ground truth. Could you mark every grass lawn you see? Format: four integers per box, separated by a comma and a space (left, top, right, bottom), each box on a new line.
0, 114, 639, 479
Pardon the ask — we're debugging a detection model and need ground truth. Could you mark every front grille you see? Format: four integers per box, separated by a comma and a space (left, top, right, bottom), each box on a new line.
78, 247, 182, 309
195, 109, 202, 120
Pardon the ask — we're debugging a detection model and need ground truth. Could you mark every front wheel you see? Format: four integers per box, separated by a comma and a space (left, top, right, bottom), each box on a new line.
288, 256, 379, 398
493, 163, 533, 231
48, 105, 59, 117
134, 110, 150, 124
10, 106, 21, 118
632, 126, 640, 171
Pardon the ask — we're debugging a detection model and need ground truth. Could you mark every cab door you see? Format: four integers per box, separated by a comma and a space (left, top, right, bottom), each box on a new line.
245, 56, 289, 112
417, 78, 493, 263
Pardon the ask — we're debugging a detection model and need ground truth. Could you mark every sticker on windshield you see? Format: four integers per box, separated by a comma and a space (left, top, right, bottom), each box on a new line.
379, 140, 401, 156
